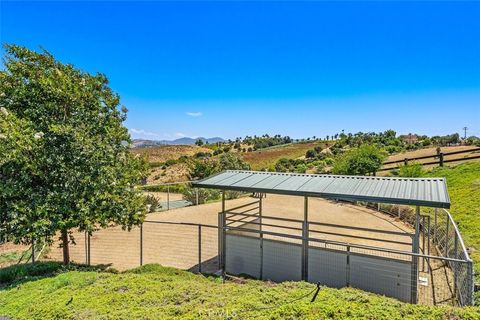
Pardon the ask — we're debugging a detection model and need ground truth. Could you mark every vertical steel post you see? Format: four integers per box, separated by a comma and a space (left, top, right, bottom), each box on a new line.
302, 196, 309, 281
453, 234, 458, 298
259, 195, 264, 280
198, 224, 202, 273
434, 208, 438, 244
422, 215, 426, 272
445, 218, 450, 257
217, 213, 223, 269
87, 233, 91, 266
466, 261, 474, 306
140, 223, 143, 266
221, 191, 226, 272
427, 216, 431, 271
167, 185, 170, 210
346, 245, 351, 287
411, 206, 420, 304
31, 238, 36, 264
85, 232, 88, 265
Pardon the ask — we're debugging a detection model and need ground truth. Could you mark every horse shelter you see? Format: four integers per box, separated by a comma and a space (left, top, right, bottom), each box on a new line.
193, 170, 475, 306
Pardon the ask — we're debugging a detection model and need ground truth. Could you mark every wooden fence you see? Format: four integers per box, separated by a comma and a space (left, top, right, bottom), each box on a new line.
377, 147, 480, 172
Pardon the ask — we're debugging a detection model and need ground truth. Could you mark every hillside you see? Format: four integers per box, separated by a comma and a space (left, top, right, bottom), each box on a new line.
131, 145, 211, 164
425, 162, 480, 271
0, 263, 478, 319
242, 141, 329, 171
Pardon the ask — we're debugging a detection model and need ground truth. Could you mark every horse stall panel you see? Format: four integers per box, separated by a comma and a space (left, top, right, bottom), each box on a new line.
262, 239, 302, 282
225, 234, 261, 278
308, 247, 348, 288
349, 254, 412, 303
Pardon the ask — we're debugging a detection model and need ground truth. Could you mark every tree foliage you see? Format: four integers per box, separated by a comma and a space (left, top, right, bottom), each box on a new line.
332, 145, 386, 175
0, 45, 148, 264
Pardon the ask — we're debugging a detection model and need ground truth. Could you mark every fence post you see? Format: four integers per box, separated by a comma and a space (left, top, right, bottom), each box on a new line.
302, 196, 309, 281
445, 218, 450, 257
140, 223, 143, 266
346, 245, 351, 287
404, 158, 408, 166
259, 196, 264, 280
466, 261, 474, 306
31, 238, 36, 264
411, 206, 420, 304
422, 215, 426, 272
85, 232, 88, 265
434, 208, 438, 244
439, 153, 444, 167
87, 233, 91, 266
427, 216, 431, 271
167, 185, 170, 210
198, 224, 202, 273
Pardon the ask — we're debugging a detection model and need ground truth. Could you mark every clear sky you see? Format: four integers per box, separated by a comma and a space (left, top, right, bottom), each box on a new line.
1, 1, 479, 140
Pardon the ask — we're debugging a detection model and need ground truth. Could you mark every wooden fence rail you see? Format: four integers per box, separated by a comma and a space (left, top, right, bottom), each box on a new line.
378, 147, 480, 172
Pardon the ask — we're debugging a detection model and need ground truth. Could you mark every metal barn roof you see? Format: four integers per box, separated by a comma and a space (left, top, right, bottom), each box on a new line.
192, 170, 451, 208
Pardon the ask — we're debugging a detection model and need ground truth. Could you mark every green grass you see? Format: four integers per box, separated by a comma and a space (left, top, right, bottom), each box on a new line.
0, 263, 478, 320
425, 162, 480, 268
0, 251, 24, 265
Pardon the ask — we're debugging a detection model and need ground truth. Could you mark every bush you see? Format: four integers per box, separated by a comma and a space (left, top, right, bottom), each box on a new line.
332, 145, 386, 175
182, 188, 220, 205
145, 195, 160, 212
305, 149, 317, 159
398, 163, 424, 177
213, 149, 223, 156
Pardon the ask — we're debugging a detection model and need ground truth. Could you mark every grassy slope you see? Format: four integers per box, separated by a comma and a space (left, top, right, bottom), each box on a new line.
0, 263, 478, 320
426, 162, 480, 267
242, 141, 328, 171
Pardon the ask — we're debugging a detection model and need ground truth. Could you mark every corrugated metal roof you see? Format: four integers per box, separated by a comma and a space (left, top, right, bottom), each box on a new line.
192, 170, 451, 208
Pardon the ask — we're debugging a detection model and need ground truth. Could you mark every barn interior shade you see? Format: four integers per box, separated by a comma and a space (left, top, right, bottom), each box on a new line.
193, 170, 451, 209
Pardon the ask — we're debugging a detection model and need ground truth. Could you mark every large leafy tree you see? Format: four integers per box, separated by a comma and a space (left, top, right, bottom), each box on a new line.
0, 45, 148, 264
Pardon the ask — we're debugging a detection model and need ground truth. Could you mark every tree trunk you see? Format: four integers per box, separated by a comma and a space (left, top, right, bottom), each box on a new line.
61, 229, 70, 265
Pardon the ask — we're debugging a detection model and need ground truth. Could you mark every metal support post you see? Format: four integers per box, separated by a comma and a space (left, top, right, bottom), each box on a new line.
445, 218, 450, 257
427, 216, 431, 271
140, 223, 143, 266
346, 245, 351, 287
167, 185, 170, 210
302, 196, 309, 281
422, 215, 426, 272
31, 238, 36, 264
198, 224, 202, 273
434, 208, 438, 244
259, 195, 264, 280
411, 206, 420, 304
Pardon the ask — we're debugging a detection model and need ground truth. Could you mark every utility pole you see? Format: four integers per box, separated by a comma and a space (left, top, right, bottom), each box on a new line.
463, 127, 468, 140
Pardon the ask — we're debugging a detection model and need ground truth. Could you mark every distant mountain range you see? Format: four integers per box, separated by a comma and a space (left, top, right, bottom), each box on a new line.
132, 137, 225, 148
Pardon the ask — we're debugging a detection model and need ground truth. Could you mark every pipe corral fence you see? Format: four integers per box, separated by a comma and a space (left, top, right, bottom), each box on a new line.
4, 171, 475, 307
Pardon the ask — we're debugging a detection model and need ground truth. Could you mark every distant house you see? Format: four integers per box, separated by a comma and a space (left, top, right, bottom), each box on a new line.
400, 133, 418, 144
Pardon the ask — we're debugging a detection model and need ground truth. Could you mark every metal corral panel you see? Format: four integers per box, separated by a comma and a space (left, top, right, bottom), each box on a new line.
349, 254, 412, 303
308, 248, 348, 288
225, 234, 261, 278
193, 170, 451, 208
262, 239, 302, 282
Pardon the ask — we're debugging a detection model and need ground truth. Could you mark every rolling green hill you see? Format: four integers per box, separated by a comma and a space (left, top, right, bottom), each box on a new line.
426, 162, 480, 270
0, 263, 478, 319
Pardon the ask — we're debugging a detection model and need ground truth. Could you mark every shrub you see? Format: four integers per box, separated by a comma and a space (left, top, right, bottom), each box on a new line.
305, 149, 317, 159
332, 145, 386, 175
182, 188, 220, 205
145, 195, 160, 212
398, 163, 424, 177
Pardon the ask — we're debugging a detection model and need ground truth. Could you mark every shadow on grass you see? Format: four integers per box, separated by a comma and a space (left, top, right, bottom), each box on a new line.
0, 261, 116, 290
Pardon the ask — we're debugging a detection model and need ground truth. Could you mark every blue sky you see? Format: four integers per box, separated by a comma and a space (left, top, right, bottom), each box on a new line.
1, 1, 479, 140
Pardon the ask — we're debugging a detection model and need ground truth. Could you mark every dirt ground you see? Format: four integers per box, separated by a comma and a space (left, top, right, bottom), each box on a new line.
42, 194, 457, 305
46, 194, 414, 269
